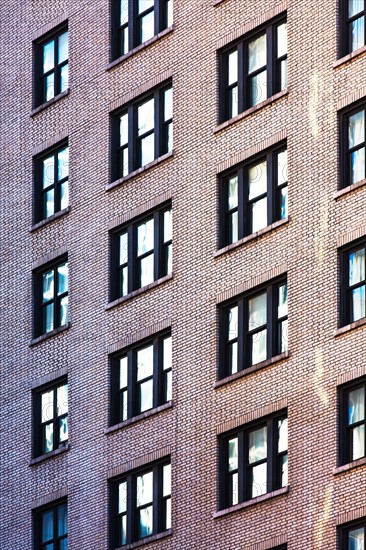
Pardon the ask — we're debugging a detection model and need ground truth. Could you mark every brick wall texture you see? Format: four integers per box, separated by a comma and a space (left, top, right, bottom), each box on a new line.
1, 0, 366, 549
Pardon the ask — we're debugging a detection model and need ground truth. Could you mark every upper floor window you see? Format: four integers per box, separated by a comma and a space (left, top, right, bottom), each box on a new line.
340, 240, 365, 325
33, 379, 68, 457
33, 499, 68, 550
110, 332, 172, 425
110, 203, 172, 300
219, 15, 287, 122
34, 142, 69, 223
113, 0, 173, 59
219, 411, 288, 509
338, 517, 365, 549
109, 459, 171, 548
112, 83, 172, 181
339, 377, 365, 465
342, 0, 365, 55
220, 144, 288, 247
341, 103, 366, 188
34, 25, 68, 107
219, 278, 287, 379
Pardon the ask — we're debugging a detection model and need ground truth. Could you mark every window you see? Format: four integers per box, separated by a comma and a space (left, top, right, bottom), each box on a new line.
340, 240, 365, 326
33, 379, 68, 457
34, 25, 68, 106
219, 278, 287, 379
34, 142, 69, 223
34, 257, 69, 337
339, 377, 365, 465
219, 412, 288, 509
220, 144, 288, 247
109, 459, 171, 548
33, 499, 68, 550
112, 0, 173, 59
219, 15, 287, 122
341, 0, 365, 55
341, 103, 366, 189
110, 203, 172, 300
110, 332, 172, 424
112, 83, 172, 180
338, 518, 365, 549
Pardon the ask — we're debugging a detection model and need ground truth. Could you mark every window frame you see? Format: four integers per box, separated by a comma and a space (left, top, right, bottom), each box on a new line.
338, 517, 366, 549
33, 498, 68, 550
340, 238, 366, 327
339, 376, 366, 465
340, 100, 366, 190
340, 0, 366, 56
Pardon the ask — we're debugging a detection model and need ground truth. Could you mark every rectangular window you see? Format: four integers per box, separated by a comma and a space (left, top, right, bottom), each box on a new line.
112, 0, 173, 59
341, 102, 366, 189
219, 411, 288, 509
340, 240, 366, 326
34, 142, 69, 223
338, 518, 365, 549
219, 278, 287, 379
112, 83, 172, 180
339, 377, 365, 465
219, 15, 287, 122
110, 203, 172, 300
34, 25, 68, 107
110, 332, 172, 425
34, 257, 69, 337
33, 499, 68, 550
220, 144, 288, 246
341, 0, 365, 55
109, 459, 171, 548
33, 379, 68, 457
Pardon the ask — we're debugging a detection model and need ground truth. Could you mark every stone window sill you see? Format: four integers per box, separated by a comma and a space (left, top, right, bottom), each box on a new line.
106, 151, 174, 191
30, 323, 71, 347
215, 218, 289, 258
105, 401, 173, 434
334, 45, 366, 69
333, 456, 366, 475
214, 89, 289, 134
334, 317, 366, 337
214, 486, 289, 518
106, 274, 173, 310
31, 89, 70, 117
115, 529, 172, 550
30, 207, 70, 232
215, 352, 290, 389
107, 26, 174, 70
334, 178, 366, 200
29, 444, 69, 466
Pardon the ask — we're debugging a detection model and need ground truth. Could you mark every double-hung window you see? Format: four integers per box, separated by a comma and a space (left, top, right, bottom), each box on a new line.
340, 240, 365, 325
34, 258, 69, 337
339, 377, 365, 465
338, 518, 365, 549
109, 459, 171, 548
33, 499, 68, 550
220, 15, 287, 122
341, 0, 365, 55
220, 144, 288, 246
112, 83, 172, 180
33, 379, 68, 457
219, 412, 288, 509
341, 103, 366, 188
220, 278, 288, 379
34, 25, 68, 106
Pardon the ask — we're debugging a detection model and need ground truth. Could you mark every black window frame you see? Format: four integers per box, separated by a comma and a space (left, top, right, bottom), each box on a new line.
109, 458, 171, 548
340, 0, 366, 56
340, 238, 366, 327
340, 100, 366, 190
34, 23, 69, 108
33, 498, 68, 550
219, 142, 288, 247
219, 410, 288, 510
339, 376, 366, 465
219, 13, 287, 123
338, 517, 366, 549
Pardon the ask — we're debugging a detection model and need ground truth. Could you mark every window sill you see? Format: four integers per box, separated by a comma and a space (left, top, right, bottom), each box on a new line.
105, 401, 173, 434
107, 26, 174, 70
115, 529, 172, 550
30, 207, 70, 232
106, 274, 173, 310
214, 89, 289, 134
106, 151, 174, 191
31, 89, 70, 117
215, 352, 290, 389
214, 486, 289, 519
333, 456, 366, 475
334, 45, 366, 69
334, 317, 366, 338
29, 444, 69, 466
334, 178, 366, 200
215, 218, 289, 258
30, 322, 71, 347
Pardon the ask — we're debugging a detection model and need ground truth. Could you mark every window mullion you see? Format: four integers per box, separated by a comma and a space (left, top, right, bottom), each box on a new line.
153, 211, 161, 281
53, 387, 58, 450
153, 338, 161, 408
267, 418, 274, 492
267, 152, 274, 225
128, 225, 135, 293
267, 285, 274, 359
129, 0, 135, 51
128, 350, 135, 419
155, 0, 161, 35
239, 430, 246, 502
238, 167, 245, 239
153, 465, 160, 535
238, 42, 245, 113
129, 104, 136, 173
238, 299, 245, 372
127, 475, 134, 544
154, 90, 161, 162
54, 267, 59, 330
267, 26, 273, 99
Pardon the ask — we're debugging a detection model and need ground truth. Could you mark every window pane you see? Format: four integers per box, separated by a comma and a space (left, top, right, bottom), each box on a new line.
120, 357, 128, 388
349, 248, 365, 285
250, 70, 267, 106
164, 87, 173, 121
249, 292, 267, 330
59, 540, 68, 550
277, 150, 288, 185
278, 284, 288, 318
119, 481, 127, 513
277, 23, 287, 58
166, 0, 173, 26
228, 49, 238, 85
348, 527, 365, 549
281, 454, 288, 487
348, 387, 365, 424
57, 504, 67, 536
252, 462, 267, 497
45, 189, 55, 218
58, 32, 68, 64
351, 16, 365, 52
121, 390, 128, 421
280, 319, 288, 353
59, 416, 68, 442
43, 156, 55, 188
351, 285, 365, 321
248, 33, 266, 73
140, 9, 155, 42
44, 423, 54, 453
163, 464, 171, 496
228, 437, 238, 471
43, 271, 54, 302
349, 0, 364, 17
41, 391, 54, 422
228, 306, 238, 339
252, 328, 267, 364
120, 114, 128, 146
165, 498, 171, 529
230, 211, 238, 243
44, 303, 54, 333
351, 148, 366, 183
139, 379, 153, 412
60, 181, 69, 210
138, 98, 154, 136
280, 187, 288, 219
60, 64, 69, 93
278, 418, 288, 452
140, 254, 154, 287
138, 0, 154, 13
349, 110, 365, 148
231, 472, 239, 505
166, 121, 173, 152
136, 471, 153, 506
352, 424, 365, 460
229, 86, 238, 118
46, 73, 55, 101
57, 385, 68, 416
119, 232, 128, 266
140, 133, 155, 166
120, 515, 127, 546
59, 295, 68, 326
249, 426, 267, 463
122, 147, 129, 176
164, 209, 172, 242
252, 197, 267, 233
163, 336, 172, 370
280, 59, 288, 89
57, 263, 68, 295
137, 218, 154, 255
229, 342, 238, 374
139, 506, 153, 538
228, 175, 238, 209
165, 370, 172, 401
121, 0, 129, 23
42, 510, 54, 542
43, 40, 54, 73
249, 160, 267, 199
44, 544, 54, 550
137, 345, 154, 380
121, 266, 128, 296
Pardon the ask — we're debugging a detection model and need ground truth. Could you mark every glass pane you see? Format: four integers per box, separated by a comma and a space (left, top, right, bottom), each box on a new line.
46, 73, 55, 101
57, 263, 68, 295
140, 254, 154, 287
57, 504, 67, 536
138, 98, 154, 136
277, 150, 288, 185
249, 292, 267, 330
44, 303, 54, 333
59, 416, 68, 442
41, 390, 54, 422
136, 471, 153, 506
167, 0, 173, 26
248, 33, 266, 73
278, 418, 288, 452
163, 336, 172, 370
120, 514, 127, 546
166, 121, 173, 152
121, 266, 128, 296
229, 86, 238, 118
43, 40, 54, 73
249, 426, 267, 463
348, 527, 365, 550
119, 481, 127, 513
280, 187, 288, 219
349, 110, 365, 148
349, 248, 365, 285
249, 160, 267, 199
231, 472, 239, 505
140, 10, 155, 42
57, 385, 68, 416
121, 0, 129, 23
60, 181, 69, 210
228, 306, 238, 339
252, 197, 267, 233
137, 345, 154, 380
348, 387, 365, 424
122, 26, 129, 54
140, 133, 155, 166
280, 58, 288, 89
164, 87, 173, 121
140, 379, 153, 412
58, 32, 68, 64
352, 424, 365, 460
166, 498, 171, 529
139, 0, 154, 13
137, 218, 154, 255
349, 0, 364, 17
44, 423, 54, 453
278, 284, 288, 318
281, 454, 288, 487
351, 148, 366, 183
42, 510, 54, 542
121, 147, 129, 176
120, 114, 128, 147
165, 370, 172, 401
59, 540, 68, 550
121, 390, 128, 421
230, 211, 238, 243
45, 189, 55, 218
277, 23, 287, 58
280, 319, 288, 352
60, 64, 68, 93
60, 296, 68, 326
228, 49, 238, 85
163, 464, 171, 496
228, 175, 238, 209
351, 16, 365, 52
117, 233, 128, 267
44, 545, 54, 550
43, 156, 55, 188
352, 285, 366, 321
164, 209, 172, 242
43, 271, 54, 302
230, 341, 238, 374
252, 329, 267, 364
228, 437, 238, 471
250, 70, 267, 106
139, 506, 153, 538
252, 462, 267, 497
119, 356, 128, 388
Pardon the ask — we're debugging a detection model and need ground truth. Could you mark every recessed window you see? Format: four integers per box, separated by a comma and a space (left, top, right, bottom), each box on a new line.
220, 144, 288, 247
34, 142, 69, 223
33, 499, 68, 550
33, 379, 68, 457
33, 257, 69, 337
34, 25, 68, 107
340, 240, 365, 326
219, 15, 287, 122
110, 203, 172, 300
341, 0, 365, 55
109, 459, 171, 548
219, 278, 287, 379
338, 518, 365, 549
339, 377, 365, 465
112, 0, 173, 59
219, 411, 288, 509
110, 332, 172, 425
112, 83, 172, 180
341, 103, 366, 188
